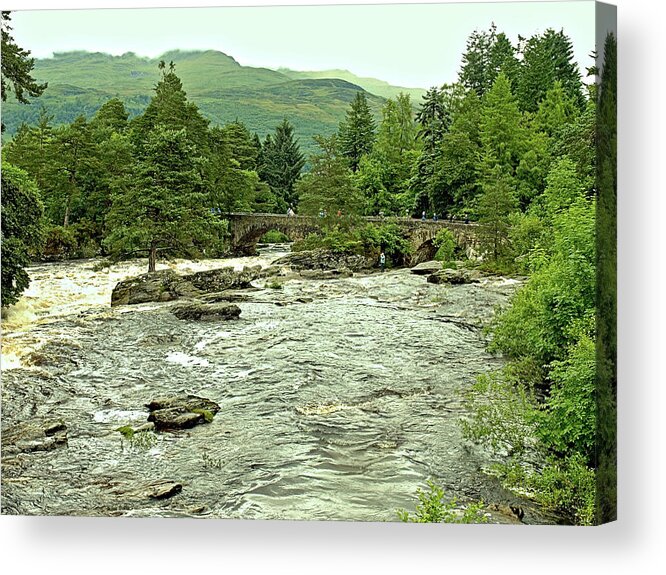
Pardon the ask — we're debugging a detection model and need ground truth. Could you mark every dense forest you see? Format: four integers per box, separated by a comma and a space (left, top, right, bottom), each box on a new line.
1, 12, 616, 525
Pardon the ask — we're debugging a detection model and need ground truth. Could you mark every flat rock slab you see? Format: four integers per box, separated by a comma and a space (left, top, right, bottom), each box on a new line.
110, 479, 183, 500
410, 261, 443, 275
2, 419, 68, 455
147, 394, 220, 431
427, 269, 481, 284
274, 249, 374, 272
111, 265, 264, 307
171, 302, 241, 321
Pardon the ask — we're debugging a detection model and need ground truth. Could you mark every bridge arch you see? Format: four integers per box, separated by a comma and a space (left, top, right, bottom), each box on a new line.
226, 213, 479, 262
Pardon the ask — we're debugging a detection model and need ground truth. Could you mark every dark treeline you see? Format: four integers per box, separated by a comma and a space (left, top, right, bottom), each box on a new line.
1, 13, 616, 524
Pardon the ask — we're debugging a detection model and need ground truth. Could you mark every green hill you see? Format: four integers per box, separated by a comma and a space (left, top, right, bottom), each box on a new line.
1, 50, 424, 158
278, 67, 427, 102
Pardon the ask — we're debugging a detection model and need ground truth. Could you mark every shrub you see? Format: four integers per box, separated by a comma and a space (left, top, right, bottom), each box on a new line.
397, 480, 488, 524
260, 229, 291, 243
433, 229, 457, 263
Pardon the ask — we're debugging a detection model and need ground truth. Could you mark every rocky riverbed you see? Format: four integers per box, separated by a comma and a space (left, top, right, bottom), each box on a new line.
1, 245, 554, 523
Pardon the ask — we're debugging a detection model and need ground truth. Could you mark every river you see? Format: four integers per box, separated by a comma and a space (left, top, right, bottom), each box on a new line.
1, 246, 551, 523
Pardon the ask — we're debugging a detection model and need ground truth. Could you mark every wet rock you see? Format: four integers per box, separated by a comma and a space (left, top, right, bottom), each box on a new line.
274, 249, 374, 272
111, 265, 264, 307
171, 302, 241, 321
410, 260, 442, 275
147, 394, 220, 431
427, 269, 481, 285
298, 268, 353, 280
110, 479, 183, 500
2, 418, 68, 455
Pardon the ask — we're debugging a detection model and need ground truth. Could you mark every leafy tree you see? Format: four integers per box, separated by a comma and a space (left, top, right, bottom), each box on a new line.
258, 119, 305, 211
516, 28, 585, 113
296, 134, 363, 217
104, 127, 220, 272
0, 11, 47, 130
1, 163, 45, 307
338, 91, 376, 172
90, 98, 129, 134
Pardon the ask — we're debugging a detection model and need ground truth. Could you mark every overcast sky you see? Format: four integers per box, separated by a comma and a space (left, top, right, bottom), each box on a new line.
10, 1, 596, 89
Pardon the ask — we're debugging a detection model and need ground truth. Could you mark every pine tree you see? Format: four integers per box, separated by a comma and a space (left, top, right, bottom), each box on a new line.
105, 127, 219, 272
257, 119, 305, 211
338, 91, 376, 172
516, 28, 585, 113
459, 24, 519, 97
479, 73, 525, 175
477, 165, 517, 262
220, 120, 260, 171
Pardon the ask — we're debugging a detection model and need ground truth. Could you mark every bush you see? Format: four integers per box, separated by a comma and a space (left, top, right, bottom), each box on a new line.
43, 225, 78, 260
397, 480, 488, 524
260, 229, 291, 243
433, 228, 457, 263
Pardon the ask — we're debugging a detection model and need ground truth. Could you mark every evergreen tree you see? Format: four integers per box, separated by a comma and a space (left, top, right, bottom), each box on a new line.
477, 165, 518, 262
0, 11, 47, 130
132, 63, 209, 151
338, 91, 376, 172
517, 28, 585, 113
479, 73, 525, 176
105, 127, 220, 272
459, 24, 519, 97
257, 119, 305, 211
296, 135, 363, 217
1, 163, 45, 307
90, 98, 129, 134
220, 120, 261, 171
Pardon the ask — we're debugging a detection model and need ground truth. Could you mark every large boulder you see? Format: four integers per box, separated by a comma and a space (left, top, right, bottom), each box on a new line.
273, 249, 374, 272
410, 260, 442, 275
427, 269, 481, 285
171, 302, 241, 321
2, 418, 68, 455
147, 394, 220, 431
111, 265, 264, 306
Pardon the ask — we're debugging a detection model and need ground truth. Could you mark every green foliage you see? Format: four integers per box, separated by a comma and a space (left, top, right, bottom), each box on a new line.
191, 408, 215, 423
338, 91, 375, 172
260, 229, 291, 243
1, 11, 47, 130
516, 28, 585, 113
258, 119, 305, 211
117, 427, 158, 451
296, 134, 363, 217
433, 229, 456, 263
397, 480, 488, 524
529, 455, 596, 526
0, 163, 45, 307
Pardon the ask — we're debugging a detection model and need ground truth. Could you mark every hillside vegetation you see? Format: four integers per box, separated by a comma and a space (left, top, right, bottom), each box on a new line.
1, 49, 402, 156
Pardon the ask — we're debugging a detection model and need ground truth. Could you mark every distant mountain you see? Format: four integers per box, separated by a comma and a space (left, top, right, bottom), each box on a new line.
278, 67, 426, 102
1, 50, 425, 158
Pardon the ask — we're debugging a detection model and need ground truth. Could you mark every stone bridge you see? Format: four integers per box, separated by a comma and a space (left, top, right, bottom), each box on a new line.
226, 213, 479, 263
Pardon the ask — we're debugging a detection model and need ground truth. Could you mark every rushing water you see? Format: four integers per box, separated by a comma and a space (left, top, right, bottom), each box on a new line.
1, 246, 550, 523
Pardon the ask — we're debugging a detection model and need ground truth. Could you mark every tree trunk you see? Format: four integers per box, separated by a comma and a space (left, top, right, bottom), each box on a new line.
148, 243, 157, 273
63, 201, 70, 228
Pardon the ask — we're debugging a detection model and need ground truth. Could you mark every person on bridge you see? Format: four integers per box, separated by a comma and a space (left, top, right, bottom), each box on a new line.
421, 211, 426, 221
465, 213, 469, 224
433, 213, 438, 222
380, 252, 386, 273
287, 207, 295, 217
